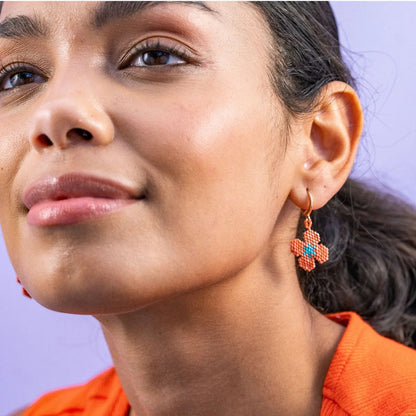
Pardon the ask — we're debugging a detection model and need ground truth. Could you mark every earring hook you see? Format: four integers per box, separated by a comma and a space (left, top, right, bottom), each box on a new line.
302, 188, 313, 218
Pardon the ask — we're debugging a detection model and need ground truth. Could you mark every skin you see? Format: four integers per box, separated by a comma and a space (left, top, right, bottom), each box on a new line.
0, 2, 363, 415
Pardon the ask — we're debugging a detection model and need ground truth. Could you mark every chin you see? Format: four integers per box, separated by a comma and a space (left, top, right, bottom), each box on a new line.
17, 263, 142, 315
20, 262, 186, 316
30, 284, 152, 316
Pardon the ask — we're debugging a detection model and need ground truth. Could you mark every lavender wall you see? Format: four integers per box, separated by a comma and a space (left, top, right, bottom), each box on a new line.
1, 3, 415, 415
332, 2, 416, 204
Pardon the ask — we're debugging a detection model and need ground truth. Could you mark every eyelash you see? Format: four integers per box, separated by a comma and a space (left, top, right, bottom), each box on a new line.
121, 39, 194, 68
0, 62, 45, 89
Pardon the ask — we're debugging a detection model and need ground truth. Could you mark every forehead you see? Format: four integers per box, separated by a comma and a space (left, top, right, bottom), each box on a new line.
0, 1, 213, 25
0, 1, 267, 35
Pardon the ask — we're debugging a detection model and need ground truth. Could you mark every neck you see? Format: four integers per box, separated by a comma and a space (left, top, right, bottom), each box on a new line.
96, 259, 344, 416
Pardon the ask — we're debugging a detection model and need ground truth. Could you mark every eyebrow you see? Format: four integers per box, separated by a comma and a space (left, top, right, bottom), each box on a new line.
0, 14, 49, 39
93, 1, 216, 28
0, 1, 216, 40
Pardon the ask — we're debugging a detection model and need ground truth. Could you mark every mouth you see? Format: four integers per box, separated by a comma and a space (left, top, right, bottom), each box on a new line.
23, 173, 144, 227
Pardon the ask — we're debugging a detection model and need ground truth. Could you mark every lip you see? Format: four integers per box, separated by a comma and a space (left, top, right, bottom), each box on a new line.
23, 173, 142, 226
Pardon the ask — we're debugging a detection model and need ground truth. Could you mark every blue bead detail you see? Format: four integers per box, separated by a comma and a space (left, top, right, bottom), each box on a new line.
303, 243, 317, 258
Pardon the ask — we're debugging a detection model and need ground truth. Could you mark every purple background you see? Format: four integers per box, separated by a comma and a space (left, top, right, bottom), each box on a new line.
1, 2, 416, 415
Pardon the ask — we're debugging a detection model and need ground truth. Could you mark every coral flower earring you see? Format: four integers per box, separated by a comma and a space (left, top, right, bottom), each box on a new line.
16, 276, 32, 298
291, 189, 329, 272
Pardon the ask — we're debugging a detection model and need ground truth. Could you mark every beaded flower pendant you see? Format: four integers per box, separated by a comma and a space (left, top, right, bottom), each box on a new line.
291, 216, 329, 272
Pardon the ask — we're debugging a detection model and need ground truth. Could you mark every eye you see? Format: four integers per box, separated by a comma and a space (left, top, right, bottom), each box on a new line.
133, 50, 186, 67
0, 63, 46, 92
122, 39, 191, 69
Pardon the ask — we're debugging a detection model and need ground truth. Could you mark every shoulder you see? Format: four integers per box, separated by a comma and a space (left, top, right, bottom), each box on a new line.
322, 312, 416, 415
16, 367, 129, 416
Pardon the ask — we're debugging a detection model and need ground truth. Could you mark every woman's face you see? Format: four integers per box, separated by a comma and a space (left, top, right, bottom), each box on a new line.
0, 2, 299, 314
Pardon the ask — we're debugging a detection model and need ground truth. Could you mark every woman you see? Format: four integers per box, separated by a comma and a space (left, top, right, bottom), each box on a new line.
1, 1, 416, 415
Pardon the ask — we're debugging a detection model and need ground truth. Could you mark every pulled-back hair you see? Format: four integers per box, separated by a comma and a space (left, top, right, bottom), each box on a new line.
253, 2, 416, 347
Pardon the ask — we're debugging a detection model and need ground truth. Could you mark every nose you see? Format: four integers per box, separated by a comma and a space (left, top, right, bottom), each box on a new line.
29, 87, 114, 151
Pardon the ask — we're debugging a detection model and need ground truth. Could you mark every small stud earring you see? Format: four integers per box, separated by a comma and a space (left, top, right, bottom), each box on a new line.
290, 189, 329, 272
16, 276, 32, 298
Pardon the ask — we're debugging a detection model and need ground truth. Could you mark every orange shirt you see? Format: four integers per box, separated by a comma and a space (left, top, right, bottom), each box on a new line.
20, 312, 416, 416
20, 366, 129, 416
322, 312, 416, 415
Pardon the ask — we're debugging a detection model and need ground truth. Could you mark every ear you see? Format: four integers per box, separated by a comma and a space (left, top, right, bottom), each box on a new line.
289, 81, 363, 211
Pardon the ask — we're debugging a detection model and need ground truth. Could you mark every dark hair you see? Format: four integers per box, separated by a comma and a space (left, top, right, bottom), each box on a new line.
253, 2, 416, 348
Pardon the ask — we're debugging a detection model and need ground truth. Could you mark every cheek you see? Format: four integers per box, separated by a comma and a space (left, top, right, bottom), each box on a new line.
117, 73, 283, 196
114, 80, 288, 275
0, 119, 31, 266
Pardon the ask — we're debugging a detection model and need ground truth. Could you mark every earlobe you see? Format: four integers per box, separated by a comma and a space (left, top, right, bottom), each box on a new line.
290, 81, 363, 211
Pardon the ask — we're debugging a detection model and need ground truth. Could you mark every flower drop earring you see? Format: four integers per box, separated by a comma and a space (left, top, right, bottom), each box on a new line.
16, 276, 32, 298
290, 189, 329, 272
